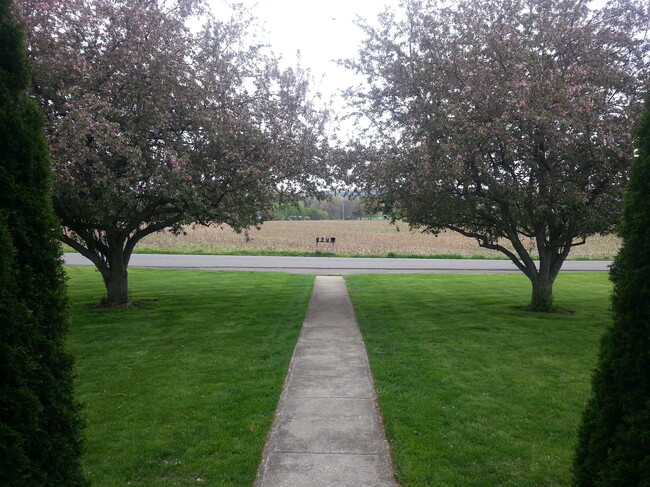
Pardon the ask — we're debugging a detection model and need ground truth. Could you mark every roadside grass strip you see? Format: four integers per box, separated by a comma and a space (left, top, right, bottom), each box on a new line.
64, 267, 313, 487
345, 273, 612, 487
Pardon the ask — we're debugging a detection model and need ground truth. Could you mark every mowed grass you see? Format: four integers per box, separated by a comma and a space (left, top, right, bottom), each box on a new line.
345, 273, 612, 487
64, 266, 314, 487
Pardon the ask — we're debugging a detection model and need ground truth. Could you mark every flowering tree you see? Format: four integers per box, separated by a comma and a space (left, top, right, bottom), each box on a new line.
18, 0, 329, 305
345, 0, 650, 311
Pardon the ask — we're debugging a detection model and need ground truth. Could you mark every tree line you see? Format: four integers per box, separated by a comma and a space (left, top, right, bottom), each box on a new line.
273, 196, 381, 221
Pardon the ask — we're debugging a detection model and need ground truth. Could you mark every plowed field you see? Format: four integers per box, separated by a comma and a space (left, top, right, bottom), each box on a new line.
139, 220, 620, 258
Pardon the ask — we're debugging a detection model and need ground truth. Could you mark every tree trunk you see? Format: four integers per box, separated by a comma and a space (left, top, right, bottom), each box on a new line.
102, 267, 129, 306
530, 275, 554, 312
99, 248, 130, 306
527, 248, 561, 312
61, 224, 173, 306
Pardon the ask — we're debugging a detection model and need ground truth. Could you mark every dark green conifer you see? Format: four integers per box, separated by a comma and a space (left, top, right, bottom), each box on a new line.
573, 94, 650, 486
0, 0, 87, 485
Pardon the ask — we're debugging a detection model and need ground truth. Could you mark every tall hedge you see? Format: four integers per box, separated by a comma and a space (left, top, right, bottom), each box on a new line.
572, 94, 650, 486
0, 1, 87, 485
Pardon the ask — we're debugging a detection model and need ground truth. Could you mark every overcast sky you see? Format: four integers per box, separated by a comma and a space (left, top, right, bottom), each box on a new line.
206, 1, 613, 99
208, 0, 395, 101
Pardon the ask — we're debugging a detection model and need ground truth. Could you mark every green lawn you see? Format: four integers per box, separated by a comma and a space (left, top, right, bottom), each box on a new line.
64, 267, 313, 486
345, 273, 612, 487
65, 268, 611, 486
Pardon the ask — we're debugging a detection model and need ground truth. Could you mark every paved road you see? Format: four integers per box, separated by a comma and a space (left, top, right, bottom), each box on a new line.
63, 253, 611, 274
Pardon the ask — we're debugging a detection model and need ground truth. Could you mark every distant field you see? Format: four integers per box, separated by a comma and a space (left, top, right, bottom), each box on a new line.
139, 220, 620, 259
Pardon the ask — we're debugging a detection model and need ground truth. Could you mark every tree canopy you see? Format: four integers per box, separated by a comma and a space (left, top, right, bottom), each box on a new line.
345, 0, 650, 310
18, 0, 330, 305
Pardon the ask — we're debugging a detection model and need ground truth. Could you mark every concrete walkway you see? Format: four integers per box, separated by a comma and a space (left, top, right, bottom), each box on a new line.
254, 276, 398, 487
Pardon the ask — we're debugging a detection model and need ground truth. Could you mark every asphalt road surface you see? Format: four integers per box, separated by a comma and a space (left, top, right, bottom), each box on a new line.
63, 253, 611, 274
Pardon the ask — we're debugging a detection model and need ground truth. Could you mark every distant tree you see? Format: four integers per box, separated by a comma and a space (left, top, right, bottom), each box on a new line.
18, 0, 329, 305
358, 196, 382, 220
317, 194, 350, 220
273, 201, 328, 220
572, 94, 650, 486
346, 0, 650, 310
303, 206, 329, 220
0, 0, 86, 484
300, 198, 330, 219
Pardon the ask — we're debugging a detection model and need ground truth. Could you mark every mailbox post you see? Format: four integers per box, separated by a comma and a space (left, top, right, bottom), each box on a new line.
315, 237, 336, 252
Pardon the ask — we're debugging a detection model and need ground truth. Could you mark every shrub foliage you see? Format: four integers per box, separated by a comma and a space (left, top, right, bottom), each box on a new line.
0, 1, 86, 485
573, 95, 650, 486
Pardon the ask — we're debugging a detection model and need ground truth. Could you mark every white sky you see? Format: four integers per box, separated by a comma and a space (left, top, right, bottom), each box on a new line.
208, 0, 395, 102
205, 0, 609, 138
